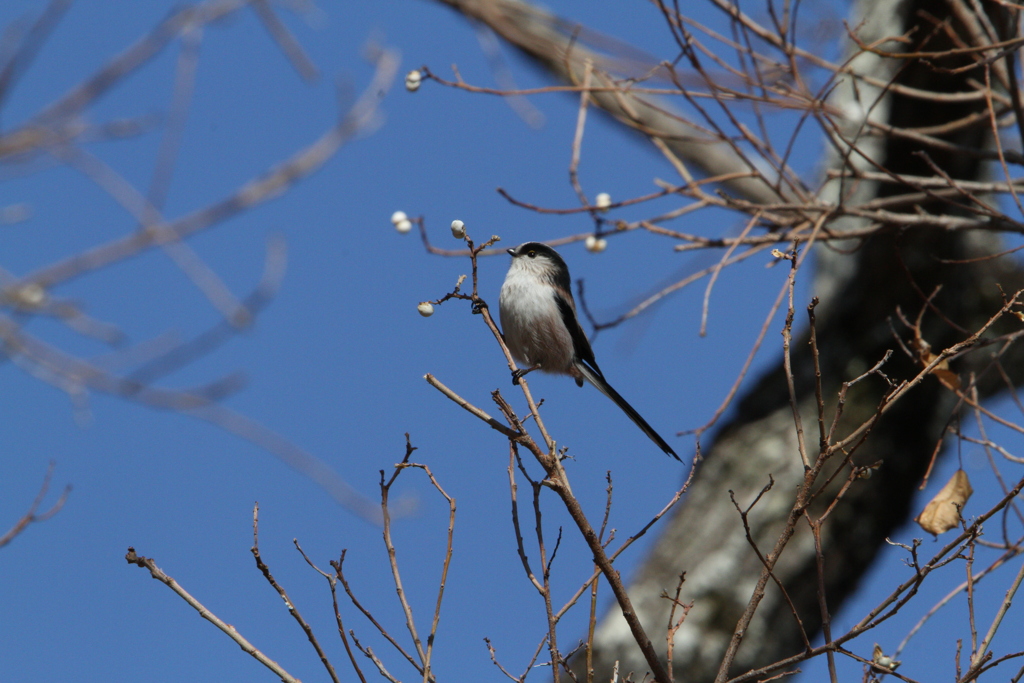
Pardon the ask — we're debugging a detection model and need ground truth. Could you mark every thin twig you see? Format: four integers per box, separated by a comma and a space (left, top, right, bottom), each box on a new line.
293, 541, 368, 683
251, 503, 340, 683
0, 461, 70, 548
125, 546, 299, 683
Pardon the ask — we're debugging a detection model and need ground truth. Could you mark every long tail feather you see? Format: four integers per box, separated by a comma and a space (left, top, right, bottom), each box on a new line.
576, 363, 680, 460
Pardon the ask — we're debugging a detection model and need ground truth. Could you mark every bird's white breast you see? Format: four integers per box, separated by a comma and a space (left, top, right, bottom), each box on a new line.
499, 264, 575, 373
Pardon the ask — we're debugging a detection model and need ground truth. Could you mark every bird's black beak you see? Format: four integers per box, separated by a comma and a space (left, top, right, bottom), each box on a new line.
506, 248, 515, 256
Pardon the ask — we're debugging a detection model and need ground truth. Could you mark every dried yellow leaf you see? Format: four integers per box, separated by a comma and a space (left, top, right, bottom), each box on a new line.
932, 367, 961, 391
921, 350, 961, 390
916, 469, 973, 535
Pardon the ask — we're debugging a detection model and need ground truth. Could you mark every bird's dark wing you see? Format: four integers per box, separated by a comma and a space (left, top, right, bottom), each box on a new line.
553, 290, 602, 377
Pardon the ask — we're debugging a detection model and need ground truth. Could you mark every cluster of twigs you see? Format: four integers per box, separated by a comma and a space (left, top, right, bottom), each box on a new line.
420, 0, 1024, 337
126, 439, 455, 683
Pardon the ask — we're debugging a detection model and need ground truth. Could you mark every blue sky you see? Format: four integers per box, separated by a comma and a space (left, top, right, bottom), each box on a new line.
2, 2, 1022, 681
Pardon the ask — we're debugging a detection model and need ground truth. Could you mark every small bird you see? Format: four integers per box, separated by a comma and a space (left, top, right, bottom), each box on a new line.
498, 241, 679, 459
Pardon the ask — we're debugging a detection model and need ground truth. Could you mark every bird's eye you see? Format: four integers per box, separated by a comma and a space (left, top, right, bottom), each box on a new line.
527, 250, 536, 258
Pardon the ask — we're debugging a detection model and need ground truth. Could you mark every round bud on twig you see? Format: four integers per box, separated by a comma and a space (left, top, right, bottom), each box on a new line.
405, 70, 422, 92
450, 219, 466, 238
417, 302, 434, 317
595, 192, 612, 212
391, 210, 412, 233
585, 235, 608, 253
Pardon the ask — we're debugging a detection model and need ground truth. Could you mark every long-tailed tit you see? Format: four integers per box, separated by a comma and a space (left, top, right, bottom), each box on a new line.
499, 242, 679, 459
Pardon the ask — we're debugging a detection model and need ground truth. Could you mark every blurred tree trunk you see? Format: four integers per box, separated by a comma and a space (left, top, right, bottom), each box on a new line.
432, 0, 1024, 679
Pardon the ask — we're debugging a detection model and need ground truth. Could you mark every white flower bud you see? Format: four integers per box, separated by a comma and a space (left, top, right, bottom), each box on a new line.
595, 192, 612, 211
585, 235, 608, 253
391, 211, 412, 233
450, 219, 465, 238
417, 302, 434, 317
405, 70, 422, 92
